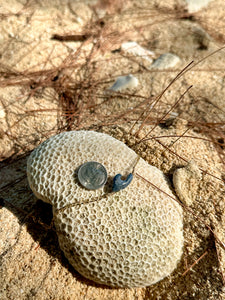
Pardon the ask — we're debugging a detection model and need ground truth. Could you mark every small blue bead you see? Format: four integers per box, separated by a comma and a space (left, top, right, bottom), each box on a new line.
112, 173, 133, 192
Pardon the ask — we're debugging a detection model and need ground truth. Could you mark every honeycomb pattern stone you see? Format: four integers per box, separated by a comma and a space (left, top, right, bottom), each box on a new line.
27, 130, 183, 288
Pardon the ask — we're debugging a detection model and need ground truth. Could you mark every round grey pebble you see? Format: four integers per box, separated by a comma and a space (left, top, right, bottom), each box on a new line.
78, 161, 107, 190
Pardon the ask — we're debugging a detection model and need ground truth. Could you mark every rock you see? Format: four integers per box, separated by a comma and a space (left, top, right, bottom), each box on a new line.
185, 0, 212, 13
173, 160, 202, 206
121, 41, 155, 63
149, 53, 181, 70
107, 74, 139, 92
27, 130, 183, 288
192, 24, 212, 50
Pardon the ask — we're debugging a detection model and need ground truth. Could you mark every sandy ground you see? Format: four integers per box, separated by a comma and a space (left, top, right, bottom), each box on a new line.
0, 0, 225, 299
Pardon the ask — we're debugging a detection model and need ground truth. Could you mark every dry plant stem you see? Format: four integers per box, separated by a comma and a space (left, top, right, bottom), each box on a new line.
0, 191, 30, 216
188, 120, 225, 165
0, 175, 27, 192
131, 61, 194, 137
182, 250, 208, 276
145, 136, 225, 183
51, 34, 90, 42
137, 85, 193, 143
134, 46, 225, 140
215, 241, 225, 286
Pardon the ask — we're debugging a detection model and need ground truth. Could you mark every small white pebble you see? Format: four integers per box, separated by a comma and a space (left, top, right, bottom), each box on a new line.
121, 41, 155, 63
185, 0, 212, 13
76, 17, 83, 24
107, 74, 139, 92
0, 105, 5, 119
173, 160, 202, 206
169, 112, 178, 118
149, 53, 180, 70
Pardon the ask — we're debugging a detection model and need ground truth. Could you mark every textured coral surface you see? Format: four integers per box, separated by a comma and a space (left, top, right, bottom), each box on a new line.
27, 131, 183, 287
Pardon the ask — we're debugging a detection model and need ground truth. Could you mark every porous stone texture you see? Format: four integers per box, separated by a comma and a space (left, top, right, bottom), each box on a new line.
173, 160, 202, 206
27, 130, 183, 288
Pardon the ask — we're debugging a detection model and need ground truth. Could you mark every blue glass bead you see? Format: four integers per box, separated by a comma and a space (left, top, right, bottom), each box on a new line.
112, 173, 133, 192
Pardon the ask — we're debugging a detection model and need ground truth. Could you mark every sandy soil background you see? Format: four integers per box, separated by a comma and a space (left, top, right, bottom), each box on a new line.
0, 0, 225, 299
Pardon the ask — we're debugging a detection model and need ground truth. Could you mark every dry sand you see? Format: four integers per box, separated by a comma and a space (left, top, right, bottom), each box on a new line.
0, 0, 225, 299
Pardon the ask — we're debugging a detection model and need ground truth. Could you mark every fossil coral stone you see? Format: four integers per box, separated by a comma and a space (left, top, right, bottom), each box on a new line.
27, 130, 183, 288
